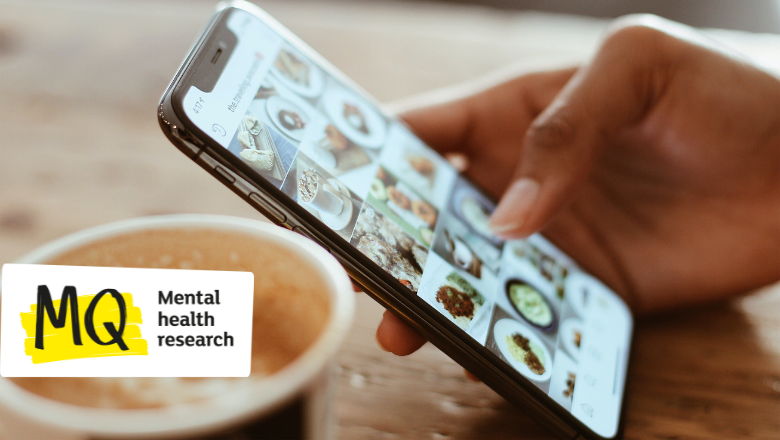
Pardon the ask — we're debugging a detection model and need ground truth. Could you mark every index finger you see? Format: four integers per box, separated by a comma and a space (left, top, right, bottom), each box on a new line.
395, 68, 576, 155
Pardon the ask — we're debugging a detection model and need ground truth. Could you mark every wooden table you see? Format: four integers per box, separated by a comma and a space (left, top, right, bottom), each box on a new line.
0, 1, 778, 438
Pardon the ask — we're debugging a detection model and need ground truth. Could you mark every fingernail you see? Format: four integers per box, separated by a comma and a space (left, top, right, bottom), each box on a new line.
489, 178, 540, 236
375, 331, 390, 352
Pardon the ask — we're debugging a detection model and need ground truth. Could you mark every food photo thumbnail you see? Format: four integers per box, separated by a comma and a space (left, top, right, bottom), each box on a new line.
367, 167, 438, 247
350, 203, 428, 292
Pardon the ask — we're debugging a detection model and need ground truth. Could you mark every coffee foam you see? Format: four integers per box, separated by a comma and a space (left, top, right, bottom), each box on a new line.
6, 228, 331, 409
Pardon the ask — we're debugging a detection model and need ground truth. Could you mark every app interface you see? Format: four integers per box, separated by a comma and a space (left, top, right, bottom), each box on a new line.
182, 9, 633, 438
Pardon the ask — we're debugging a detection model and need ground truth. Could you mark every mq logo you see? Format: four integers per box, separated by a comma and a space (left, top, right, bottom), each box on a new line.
20, 285, 148, 364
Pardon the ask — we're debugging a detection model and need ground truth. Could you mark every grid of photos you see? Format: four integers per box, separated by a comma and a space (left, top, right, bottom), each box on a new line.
484, 236, 582, 399
219, 32, 626, 429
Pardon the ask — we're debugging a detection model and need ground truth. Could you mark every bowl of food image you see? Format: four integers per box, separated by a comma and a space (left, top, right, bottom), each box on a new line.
505, 279, 557, 332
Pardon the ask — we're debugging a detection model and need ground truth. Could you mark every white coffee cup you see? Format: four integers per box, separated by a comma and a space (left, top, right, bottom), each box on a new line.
0, 214, 354, 439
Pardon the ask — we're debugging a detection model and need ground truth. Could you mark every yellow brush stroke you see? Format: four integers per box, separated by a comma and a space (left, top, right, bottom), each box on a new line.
20, 292, 147, 364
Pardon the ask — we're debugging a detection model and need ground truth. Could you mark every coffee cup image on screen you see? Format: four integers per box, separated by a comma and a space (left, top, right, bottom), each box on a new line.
281, 152, 362, 237
431, 211, 503, 278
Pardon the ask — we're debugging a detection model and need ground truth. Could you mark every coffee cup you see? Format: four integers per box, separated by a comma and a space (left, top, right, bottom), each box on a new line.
0, 214, 354, 439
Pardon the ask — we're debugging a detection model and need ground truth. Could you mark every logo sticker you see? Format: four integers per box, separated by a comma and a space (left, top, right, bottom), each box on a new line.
1, 264, 253, 377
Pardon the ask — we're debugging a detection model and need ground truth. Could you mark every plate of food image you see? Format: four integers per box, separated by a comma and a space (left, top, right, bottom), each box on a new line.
494, 318, 552, 382
270, 46, 325, 98
322, 88, 387, 149
351, 205, 425, 292
434, 271, 485, 330
402, 152, 437, 188
505, 279, 557, 331
369, 178, 388, 201
384, 183, 438, 231
266, 95, 311, 141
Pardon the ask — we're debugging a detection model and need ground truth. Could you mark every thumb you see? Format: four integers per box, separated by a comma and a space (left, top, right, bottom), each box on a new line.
488, 23, 671, 239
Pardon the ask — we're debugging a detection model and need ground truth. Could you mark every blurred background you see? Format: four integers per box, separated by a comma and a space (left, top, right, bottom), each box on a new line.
429, 0, 780, 33
1, 0, 779, 439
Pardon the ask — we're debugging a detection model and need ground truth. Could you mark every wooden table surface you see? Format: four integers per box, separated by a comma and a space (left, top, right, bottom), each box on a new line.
0, 1, 778, 439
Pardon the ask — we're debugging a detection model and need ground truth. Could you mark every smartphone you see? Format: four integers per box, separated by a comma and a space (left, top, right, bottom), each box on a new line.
158, 2, 634, 438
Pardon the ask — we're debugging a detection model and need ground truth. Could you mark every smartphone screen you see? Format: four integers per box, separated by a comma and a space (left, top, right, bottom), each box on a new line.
177, 7, 633, 438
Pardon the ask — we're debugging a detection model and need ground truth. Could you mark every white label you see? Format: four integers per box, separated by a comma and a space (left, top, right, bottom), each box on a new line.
1, 264, 254, 377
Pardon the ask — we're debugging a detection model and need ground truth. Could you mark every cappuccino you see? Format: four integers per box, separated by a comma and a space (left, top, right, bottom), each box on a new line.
8, 228, 330, 409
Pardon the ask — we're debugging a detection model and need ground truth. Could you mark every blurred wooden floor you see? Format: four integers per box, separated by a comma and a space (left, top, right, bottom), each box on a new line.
0, 1, 778, 439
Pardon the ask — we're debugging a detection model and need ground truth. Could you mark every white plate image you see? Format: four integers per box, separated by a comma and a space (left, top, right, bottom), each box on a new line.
309, 144, 338, 169
430, 288, 483, 332
493, 318, 553, 382
385, 182, 433, 230
266, 95, 312, 142
270, 46, 325, 98
322, 88, 387, 149
560, 318, 584, 361
451, 186, 501, 246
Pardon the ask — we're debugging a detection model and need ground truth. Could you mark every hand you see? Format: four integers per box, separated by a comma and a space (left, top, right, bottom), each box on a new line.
375, 15, 780, 356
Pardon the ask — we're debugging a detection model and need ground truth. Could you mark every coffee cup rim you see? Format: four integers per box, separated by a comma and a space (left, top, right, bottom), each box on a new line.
0, 214, 355, 437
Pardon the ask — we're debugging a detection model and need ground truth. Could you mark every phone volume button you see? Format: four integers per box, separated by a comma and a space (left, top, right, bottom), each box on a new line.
249, 193, 287, 224
214, 165, 236, 184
